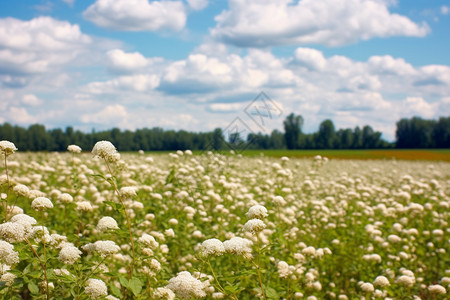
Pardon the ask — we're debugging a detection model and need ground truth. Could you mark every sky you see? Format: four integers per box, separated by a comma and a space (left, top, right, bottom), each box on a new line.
0, 0, 449, 141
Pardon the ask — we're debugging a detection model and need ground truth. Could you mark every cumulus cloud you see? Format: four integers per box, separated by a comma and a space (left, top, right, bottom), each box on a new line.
186, 0, 209, 11
80, 104, 128, 124
211, 0, 430, 47
85, 74, 160, 93
74, 43, 449, 140
83, 0, 187, 32
0, 17, 91, 76
207, 102, 244, 113
401, 97, 438, 119
22, 94, 43, 106
7, 107, 36, 124
107, 49, 149, 73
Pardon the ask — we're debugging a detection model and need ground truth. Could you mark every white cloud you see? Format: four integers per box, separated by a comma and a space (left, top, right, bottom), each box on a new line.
207, 103, 244, 113
367, 55, 416, 76
107, 49, 149, 73
86, 74, 160, 93
7, 107, 36, 124
293, 47, 327, 71
80, 104, 128, 124
401, 97, 438, 119
83, 0, 187, 32
62, 0, 75, 7
211, 0, 430, 47
0, 17, 91, 75
441, 5, 449, 15
22, 94, 42, 106
186, 0, 208, 11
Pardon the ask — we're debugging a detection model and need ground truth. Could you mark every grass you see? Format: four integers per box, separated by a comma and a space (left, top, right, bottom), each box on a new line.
238, 149, 450, 161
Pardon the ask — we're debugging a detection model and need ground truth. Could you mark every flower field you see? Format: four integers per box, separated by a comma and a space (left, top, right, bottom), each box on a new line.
0, 141, 449, 299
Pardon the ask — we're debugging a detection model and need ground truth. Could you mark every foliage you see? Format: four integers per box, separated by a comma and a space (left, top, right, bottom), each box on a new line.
0, 145, 449, 299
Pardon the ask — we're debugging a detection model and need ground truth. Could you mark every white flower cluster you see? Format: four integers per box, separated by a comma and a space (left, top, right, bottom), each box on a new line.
96, 216, 119, 232
243, 205, 267, 234
91, 141, 120, 162
0, 140, 17, 156
223, 237, 253, 259
199, 238, 225, 257
243, 218, 266, 234
0, 241, 20, 266
58, 244, 82, 265
153, 287, 175, 299
58, 193, 73, 204
246, 205, 268, 219
13, 184, 30, 198
31, 197, 54, 211
139, 233, 159, 249
67, 145, 82, 153
85, 278, 108, 298
166, 271, 207, 299
373, 275, 390, 287
82, 240, 120, 258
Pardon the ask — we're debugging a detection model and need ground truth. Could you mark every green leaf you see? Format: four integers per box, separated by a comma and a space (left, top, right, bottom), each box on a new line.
103, 201, 123, 211
110, 284, 123, 298
129, 277, 143, 296
28, 282, 39, 294
265, 286, 279, 300
119, 276, 129, 288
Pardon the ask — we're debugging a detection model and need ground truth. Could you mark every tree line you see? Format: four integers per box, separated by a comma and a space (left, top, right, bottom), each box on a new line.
0, 115, 448, 152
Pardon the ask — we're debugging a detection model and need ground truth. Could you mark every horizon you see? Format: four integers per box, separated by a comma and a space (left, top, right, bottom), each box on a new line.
1, 0, 449, 142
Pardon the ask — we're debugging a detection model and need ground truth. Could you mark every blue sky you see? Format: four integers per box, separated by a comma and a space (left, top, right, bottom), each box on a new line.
0, 0, 449, 141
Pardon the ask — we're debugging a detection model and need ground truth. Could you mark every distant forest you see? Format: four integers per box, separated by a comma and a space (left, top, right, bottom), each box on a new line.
0, 115, 448, 151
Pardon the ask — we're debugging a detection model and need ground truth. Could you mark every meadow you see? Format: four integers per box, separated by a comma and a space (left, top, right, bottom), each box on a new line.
0, 141, 449, 299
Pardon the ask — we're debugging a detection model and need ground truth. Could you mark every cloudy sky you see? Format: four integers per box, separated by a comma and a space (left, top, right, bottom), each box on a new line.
0, 0, 449, 141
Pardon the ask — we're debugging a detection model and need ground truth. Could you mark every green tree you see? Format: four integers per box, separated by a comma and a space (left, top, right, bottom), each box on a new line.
316, 119, 336, 149
432, 117, 450, 148
283, 113, 303, 149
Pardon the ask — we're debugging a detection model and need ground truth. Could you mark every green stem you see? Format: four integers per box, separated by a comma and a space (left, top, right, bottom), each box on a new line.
256, 236, 266, 300
25, 237, 49, 300
104, 158, 136, 278
3, 154, 9, 221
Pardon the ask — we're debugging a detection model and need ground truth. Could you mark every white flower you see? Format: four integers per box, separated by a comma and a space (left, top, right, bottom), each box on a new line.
10, 214, 37, 229
200, 239, 225, 257
373, 275, 390, 287
428, 284, 446, 294
277, 261, 293, 278
243, 219, 266, 234
223, 237, 253, 259
58, 245, 82, 265
246, 205, 268, 219
154, 287, 175, 299
92, 141, 117, 160
360, 282, 374, 293
97, 217, 119, 232
85, 278, 108, 298
93, 241, 120, 257
0, 141, 17, 156
13, 184, 30, 198
139, 233, 159, 249
0, 272, 16, 286
59, 193, 73, 204
0, 241, 19, 265
31, 197, 53, 211
120, 186, 137, 198
0, 222, 27, 243
76, 201, 93, 212
67, 145, 82, 153
167, 271, 207, 299
396, 275, 415, 287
